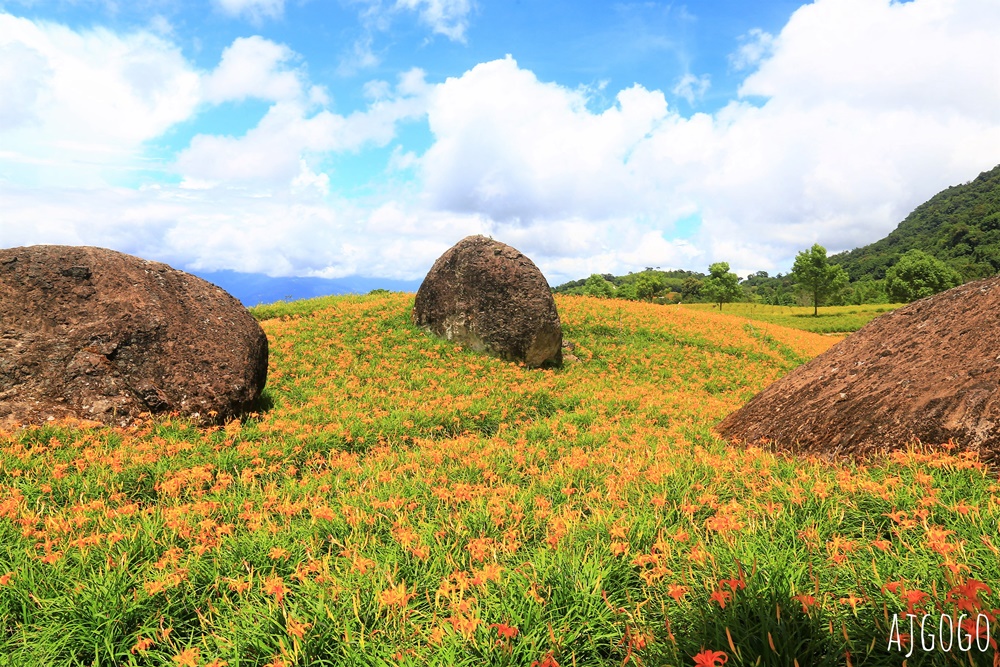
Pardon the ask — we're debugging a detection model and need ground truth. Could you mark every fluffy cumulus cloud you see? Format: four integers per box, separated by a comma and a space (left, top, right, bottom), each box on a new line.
170, 31, 435, 191
201, 36, 305, 104
175, 66, 429, 188
0, 40, 48, 129
423, 57, 670, 224
696, 0, 1000, 270
0, 182, 486, 281
5, 0, 1000, 285
416, 0, 1000, 277
417, 56, 708, 274
0, 14, 200, 186
0, 14, 440, 278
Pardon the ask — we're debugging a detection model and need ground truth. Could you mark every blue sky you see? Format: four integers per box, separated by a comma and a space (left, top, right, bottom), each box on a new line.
2, 0, 999, 285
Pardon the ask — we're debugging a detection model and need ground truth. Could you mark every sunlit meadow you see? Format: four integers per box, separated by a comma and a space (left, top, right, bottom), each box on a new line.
1, 294, 997, 666
678, 303, 904, 335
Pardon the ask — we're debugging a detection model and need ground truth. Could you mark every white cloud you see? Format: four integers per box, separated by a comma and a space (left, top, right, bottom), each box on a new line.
176, 102, 322, 187
347, 0, 475, 63
388, 145, 419, 171
363, 78, 393, 100
729, 28, 773, 72
704, 0, 1000, 259
337, 33, 381, 75
202, 36, 304, 104
147, 14, 174, 37
414, 0, 1000, 278
621, 231, 701, 268
5, 0, 1000, 287
394, 0, 474, 42
291, 160, 331, 196
0, 14, 200, 186
0, 182, 482, 281
421, 56, 670, 224
0, 41, 49, 130
175, 68, 429, 188
214, 0, 284, 22
0, 14, 442, 279
740, 0, 1000, 117
671, 72, 710, 105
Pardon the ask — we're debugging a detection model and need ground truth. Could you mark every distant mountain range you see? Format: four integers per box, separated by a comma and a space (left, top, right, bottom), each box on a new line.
831, 163, 1000, 281
193, 270, 422, 307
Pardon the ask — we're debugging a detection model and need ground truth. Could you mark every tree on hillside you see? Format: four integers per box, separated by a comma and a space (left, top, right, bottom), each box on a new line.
680, 276, 702, 301
633, 273, 664, 302
701, 262, 741, 311
885, 249, 962, 302
830, 163, 1000, 283
791, 244, 849, 316
845, 277, 887, 305
582, 273, 616, 298
616, 282, 638, 300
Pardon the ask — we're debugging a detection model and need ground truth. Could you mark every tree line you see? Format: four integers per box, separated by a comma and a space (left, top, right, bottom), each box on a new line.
556, 163, 1000, 311
554, 244, 963, 314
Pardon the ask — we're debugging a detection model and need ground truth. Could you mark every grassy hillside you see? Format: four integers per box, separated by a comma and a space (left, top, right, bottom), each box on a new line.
0, 293, 997, 666
679, 302, 904, 334
832, 163, 1000, 282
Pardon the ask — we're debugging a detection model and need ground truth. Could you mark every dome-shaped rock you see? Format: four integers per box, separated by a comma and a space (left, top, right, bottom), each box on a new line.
413, 236, 562, 368
0, 245, 268, 426
715, 275, 1000, 461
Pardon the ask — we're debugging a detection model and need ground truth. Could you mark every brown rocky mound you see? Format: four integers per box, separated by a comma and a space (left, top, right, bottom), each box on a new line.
413, 235, 562, 368
0, 245, 268, 426
716, 275, 1000, 461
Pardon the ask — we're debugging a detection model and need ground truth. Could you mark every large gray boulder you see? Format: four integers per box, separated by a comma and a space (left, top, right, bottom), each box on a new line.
716, 275, 1000, 462
413, 236, 562, 368
0, 245, 268, 426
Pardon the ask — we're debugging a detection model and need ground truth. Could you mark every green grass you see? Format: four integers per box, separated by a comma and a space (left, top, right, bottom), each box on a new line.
679, 302, 906, 333
248, 293, 385, 321
0, 293, 995, 666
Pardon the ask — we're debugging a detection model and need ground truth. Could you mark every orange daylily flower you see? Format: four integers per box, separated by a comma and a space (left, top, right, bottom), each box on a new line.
692, 649, 728, 666
710, 590, 731, 609
172, 647, 200, 666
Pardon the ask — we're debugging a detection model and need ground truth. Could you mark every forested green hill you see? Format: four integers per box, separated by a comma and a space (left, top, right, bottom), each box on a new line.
831, 163, 1000, 281
554, 162, 1000, 305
